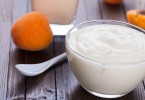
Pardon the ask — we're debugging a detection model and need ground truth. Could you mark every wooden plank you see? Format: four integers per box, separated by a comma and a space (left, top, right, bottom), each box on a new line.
7, 44, 26, 100
84, 0, 101, 20
0, 0, 12, 99
54, 36, 74, 100
75, 0, 88, 24
0, 0, 12, 23
120, 83, 145, 100
54, 0, 87, 99
6, 0, 28, 99
75, 0, 101, 24
0, 23, 11, 100
25, 1, 56, 100
99, 0, 125, 21
55, 0, 101, 99
54, 37, 100, 100
124, 0, 145, 10
25, 43, 56, 100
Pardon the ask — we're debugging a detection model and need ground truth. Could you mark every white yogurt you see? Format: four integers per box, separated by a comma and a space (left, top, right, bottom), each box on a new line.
66, 24, 145, 97
68, 25, 145, 64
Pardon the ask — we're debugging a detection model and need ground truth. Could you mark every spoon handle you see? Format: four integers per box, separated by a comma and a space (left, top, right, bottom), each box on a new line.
48, 53, 67, 66
40, 53, 67, 72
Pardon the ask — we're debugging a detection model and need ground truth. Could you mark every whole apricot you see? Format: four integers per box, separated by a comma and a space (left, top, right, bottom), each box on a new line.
104, 0, 123, 4
11, 12, 53, 51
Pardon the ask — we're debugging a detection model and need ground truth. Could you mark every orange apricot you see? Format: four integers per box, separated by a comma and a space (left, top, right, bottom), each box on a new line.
104, 0, 123, 4
11, 12, 53, 51
127, 10, 145, 29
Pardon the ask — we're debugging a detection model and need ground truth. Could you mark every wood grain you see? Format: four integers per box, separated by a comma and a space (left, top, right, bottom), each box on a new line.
0, 0, 12, 100
0, 23, 11, 100
25, 1, 56, 100
84, 0, 101, 20
54, 36, 73, 100
55, 0, 101, 100
75, 0, 87, 24
25, 44, 56, 100
54, 36, 100, 100
53, 0, 86, 99
124, 0, 145, 10
119, 83, 145, 100
99, 0, 125, 21
0, 0, 12, 23
7, 0, 28, 99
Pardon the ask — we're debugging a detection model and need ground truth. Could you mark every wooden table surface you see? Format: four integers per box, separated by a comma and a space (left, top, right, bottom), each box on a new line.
0, 0, 145, 100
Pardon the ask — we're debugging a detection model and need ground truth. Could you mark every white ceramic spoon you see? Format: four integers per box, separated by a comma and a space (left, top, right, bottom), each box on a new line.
15, 53, 67, 76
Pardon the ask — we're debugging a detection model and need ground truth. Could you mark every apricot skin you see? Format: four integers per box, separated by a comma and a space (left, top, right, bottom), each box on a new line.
126, 10, 138, 25
136, 14, 145, 29
11, 12, 53, 51
127, 10, 145, 30
105, 0, 123, 4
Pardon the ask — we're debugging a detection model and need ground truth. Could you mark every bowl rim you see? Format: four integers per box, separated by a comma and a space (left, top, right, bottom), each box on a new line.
65, 20, 145, 66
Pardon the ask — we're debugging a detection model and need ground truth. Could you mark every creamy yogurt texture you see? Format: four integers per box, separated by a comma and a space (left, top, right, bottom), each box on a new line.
68, 25, 145, 64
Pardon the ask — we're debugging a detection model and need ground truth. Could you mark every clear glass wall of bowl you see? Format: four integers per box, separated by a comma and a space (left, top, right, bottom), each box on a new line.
65, 20, 145, 98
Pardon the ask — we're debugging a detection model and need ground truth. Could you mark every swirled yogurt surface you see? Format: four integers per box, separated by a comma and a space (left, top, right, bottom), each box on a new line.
68, 25, 145, 64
